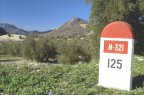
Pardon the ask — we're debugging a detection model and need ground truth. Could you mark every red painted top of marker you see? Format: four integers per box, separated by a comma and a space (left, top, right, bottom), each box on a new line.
101, 21, 135, 39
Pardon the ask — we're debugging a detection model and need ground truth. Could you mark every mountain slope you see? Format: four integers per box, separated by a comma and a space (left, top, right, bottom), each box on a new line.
0, 17, 89, 37
0, 27, 7, 36
47, 17, 89, 38
0, 23, 53, 35
0, 23, 29, 35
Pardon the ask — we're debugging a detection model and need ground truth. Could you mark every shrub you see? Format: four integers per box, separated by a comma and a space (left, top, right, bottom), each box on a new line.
0, 35, 92, 64
23, 36, 57, 63
57, 39, 92, 64
57, 54, 71, 64
23, 36, 37, 60
19, 35, 24, 39
8, 33, 11, 37
0, 42, 23, 57
34, 38, 57, 63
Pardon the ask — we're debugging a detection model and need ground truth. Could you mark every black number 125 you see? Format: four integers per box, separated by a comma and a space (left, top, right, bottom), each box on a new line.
108, 58, 122, 69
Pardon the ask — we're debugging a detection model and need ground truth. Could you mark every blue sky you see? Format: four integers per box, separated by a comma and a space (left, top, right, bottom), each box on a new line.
0, 0, 91, 31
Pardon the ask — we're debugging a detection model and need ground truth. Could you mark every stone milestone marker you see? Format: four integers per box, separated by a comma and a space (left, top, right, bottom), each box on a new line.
98, 21, 135, 91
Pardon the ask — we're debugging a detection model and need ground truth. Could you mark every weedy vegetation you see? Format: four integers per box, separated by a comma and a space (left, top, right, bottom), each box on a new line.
0, 56, 143, 95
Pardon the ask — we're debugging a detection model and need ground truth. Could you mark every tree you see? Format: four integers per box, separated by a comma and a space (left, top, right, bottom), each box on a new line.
86, 0, 144, 57
34, 38, 58, 63
23, 36, 37, 60
8, 33, 11, 37
23, 36, 58, 63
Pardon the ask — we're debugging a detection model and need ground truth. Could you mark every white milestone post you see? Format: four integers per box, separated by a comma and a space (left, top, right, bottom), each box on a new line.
98, 21, 135, 91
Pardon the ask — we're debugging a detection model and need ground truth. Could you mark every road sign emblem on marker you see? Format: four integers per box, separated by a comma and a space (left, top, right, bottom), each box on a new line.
98, 21, 135, 91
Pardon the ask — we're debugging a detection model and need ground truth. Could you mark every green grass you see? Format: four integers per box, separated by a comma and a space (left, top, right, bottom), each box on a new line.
0, 56, 143, 95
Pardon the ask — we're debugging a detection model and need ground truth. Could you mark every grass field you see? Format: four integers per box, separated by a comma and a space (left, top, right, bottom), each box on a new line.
0, 55, 143, 95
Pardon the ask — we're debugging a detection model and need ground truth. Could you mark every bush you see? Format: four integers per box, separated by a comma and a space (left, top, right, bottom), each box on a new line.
23, 36, 57, 63
0, 42, 23, 57
34, 38, 57, 63
22, 36, 37, 60
19, 35, 24, 39
57, 39, 92, 64
0, 36, 92, 64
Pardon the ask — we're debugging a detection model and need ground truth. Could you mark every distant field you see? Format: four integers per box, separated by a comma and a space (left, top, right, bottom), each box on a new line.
0, 55, 143, 95
0, 34, 25, 41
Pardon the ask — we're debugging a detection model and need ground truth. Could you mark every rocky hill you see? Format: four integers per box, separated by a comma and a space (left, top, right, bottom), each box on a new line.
0, 17, 89, 38
0, 23, 52, 35
0, 27, 7, 36
0, 23, 29, 35
47, 17, 89, 38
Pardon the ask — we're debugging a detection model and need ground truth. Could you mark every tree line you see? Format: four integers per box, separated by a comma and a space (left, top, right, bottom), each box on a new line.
0, 36, 92, 64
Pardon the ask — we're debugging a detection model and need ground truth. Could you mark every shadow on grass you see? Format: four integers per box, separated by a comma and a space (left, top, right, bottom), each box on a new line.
132, 75, 144, 89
